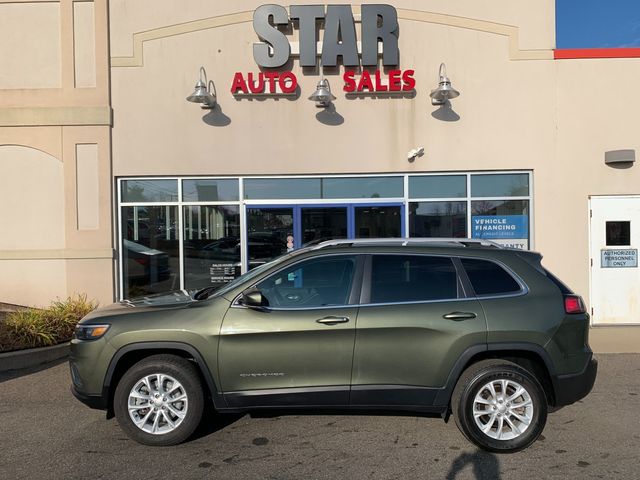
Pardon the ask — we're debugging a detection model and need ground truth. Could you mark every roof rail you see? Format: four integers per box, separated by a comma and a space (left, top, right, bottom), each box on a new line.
310, 238, 503, 250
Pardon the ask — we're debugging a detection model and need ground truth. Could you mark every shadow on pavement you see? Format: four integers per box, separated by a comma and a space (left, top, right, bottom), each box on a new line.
0, 357, 67, 383
446, 450, 501, 480
191, 406, 245, 441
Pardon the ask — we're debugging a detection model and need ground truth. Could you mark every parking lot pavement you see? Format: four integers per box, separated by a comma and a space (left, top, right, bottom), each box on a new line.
0, 354, 638, 480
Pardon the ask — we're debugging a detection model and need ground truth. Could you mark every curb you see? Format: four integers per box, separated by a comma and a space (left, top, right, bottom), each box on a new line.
0, 342, 69, 374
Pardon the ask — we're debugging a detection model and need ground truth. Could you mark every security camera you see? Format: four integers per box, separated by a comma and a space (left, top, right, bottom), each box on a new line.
408, 147, 425, 161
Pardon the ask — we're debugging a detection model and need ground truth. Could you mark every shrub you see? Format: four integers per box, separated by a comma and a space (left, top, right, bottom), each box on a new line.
0, 294, 98, 351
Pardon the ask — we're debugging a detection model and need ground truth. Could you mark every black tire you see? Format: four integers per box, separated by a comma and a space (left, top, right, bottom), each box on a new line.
114, 354, 205, 446
451, 359, 548, 453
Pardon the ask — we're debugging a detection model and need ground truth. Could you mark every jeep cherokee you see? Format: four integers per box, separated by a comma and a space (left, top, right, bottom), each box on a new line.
70, 238, 597, 452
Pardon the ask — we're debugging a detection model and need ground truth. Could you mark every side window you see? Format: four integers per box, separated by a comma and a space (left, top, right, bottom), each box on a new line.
370, 255, 459, 303
461, 258, 522, 296
256, 256, 356, 308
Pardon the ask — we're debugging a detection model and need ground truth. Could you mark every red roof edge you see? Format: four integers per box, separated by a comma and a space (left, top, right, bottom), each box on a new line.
554, 48, 640, 59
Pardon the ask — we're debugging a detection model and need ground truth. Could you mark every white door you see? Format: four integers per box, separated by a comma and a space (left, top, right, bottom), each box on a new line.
590, 196, 640, 324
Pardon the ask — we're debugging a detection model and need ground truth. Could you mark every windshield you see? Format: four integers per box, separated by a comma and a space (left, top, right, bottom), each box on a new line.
198, 247, 312, 300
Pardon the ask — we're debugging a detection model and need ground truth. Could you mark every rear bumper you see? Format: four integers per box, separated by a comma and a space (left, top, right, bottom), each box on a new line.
553, 356, 598, 406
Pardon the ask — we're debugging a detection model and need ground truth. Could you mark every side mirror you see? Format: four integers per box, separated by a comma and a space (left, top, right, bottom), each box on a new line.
241, 288, 267, 309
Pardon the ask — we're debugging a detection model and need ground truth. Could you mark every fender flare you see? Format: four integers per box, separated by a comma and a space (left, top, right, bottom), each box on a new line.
434, 342, 557, 407
103, 341, 226, 410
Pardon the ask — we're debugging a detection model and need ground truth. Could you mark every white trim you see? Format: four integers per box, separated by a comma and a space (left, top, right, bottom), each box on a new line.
177, 180, 185, 291
239, 178, 248, 274
403, 175, 410, 238
242, 197, 406, 206
117, 178, 124, 301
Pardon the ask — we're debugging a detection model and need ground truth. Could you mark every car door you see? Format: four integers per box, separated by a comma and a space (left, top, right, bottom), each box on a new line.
350, 253, 487, 407
219, 254, 363, 408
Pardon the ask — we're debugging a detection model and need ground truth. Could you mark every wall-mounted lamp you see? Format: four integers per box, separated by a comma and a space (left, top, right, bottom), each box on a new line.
186, 67, 217, 109
605, 149, 635, 167
308, 78, 336, 108
429, 63, 460, 106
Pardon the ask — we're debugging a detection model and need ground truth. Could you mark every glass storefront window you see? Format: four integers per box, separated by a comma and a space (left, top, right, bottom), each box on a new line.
182, 179, 239, 202
246, 208, 293, 268
243, 176, 403, 200
301, 207, 347, 245
471, 200, 529, 247
471, 174, 529, 197
118, 173, 532, 299
121, 180, 178, 203
355, 206, 402, 238
121, 206, 179, 298
409, 175, 466, 199
321, 177, 403, 198
183, 206, 240, 290
244, 178, 321, 199
410, 201, 467, 237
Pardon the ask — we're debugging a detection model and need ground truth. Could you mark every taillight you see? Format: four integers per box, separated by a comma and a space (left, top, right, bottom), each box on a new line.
564, 295, 585, 314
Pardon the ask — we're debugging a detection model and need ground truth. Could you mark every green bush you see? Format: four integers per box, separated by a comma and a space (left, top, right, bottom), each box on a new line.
1, 294, 98, 351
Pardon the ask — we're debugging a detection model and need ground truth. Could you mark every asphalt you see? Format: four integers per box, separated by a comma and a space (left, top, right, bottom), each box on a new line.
0, 354, 638, 480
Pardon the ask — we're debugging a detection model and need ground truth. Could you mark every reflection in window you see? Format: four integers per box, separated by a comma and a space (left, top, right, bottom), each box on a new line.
355, 206, 402, 238
246, 208, 293, 268
183, 206, 240, 290
410, 201, 467, 238
409, 175, 466, 198
471, 174, 529, 197
243, 178, 321, 199
121, 206, 179, 298
257, 256, 356, 308
182, 179, 239, 202
472, 200, 529, 216
606, 221, 631, 246
322, 177, 403, 198
301, 207, 347, 245
122, 180, 178, 203
370, 255, 458, 303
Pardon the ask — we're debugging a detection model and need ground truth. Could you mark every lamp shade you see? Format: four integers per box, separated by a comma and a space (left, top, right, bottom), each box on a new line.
308, 79, 336, 107
186, 79, 216, 107
430, 64, 460, 105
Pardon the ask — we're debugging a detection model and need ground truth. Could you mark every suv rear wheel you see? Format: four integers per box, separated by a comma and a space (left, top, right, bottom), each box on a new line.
114, 354, 204, 446
451, 359, 547, 453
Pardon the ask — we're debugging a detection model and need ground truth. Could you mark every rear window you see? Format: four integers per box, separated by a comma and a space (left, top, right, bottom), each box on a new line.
461, 258, 522, 296
370, 255, 459, 303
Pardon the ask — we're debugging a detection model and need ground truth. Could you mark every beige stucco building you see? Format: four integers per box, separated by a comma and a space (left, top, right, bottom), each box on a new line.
1, 0, 639, 352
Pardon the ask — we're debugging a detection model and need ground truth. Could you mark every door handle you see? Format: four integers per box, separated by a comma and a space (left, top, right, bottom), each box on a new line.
443, 311, 477, 320
316, 316, 350, 325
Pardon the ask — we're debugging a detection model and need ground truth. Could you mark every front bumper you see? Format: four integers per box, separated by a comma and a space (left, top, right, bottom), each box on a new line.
553, 356, 598, 406
70, 384, 107, 410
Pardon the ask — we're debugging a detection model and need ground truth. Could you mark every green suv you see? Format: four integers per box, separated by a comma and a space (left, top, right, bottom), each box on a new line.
70, 239, 597, 452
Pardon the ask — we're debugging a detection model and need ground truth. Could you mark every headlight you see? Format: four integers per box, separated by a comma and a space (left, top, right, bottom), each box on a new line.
74, 324, 110, 341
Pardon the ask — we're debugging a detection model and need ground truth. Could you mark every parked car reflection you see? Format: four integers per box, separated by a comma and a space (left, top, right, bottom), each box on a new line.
124, 239, 172, 284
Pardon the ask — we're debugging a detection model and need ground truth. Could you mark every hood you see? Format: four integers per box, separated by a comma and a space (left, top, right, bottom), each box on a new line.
80, 290, 196, 323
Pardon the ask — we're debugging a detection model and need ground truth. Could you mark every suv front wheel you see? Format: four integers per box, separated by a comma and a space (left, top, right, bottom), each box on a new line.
451, 359, 548, 453
114, 354, 205, 446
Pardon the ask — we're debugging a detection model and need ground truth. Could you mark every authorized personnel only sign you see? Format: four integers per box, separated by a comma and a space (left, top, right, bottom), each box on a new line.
601, 249, 638, 268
